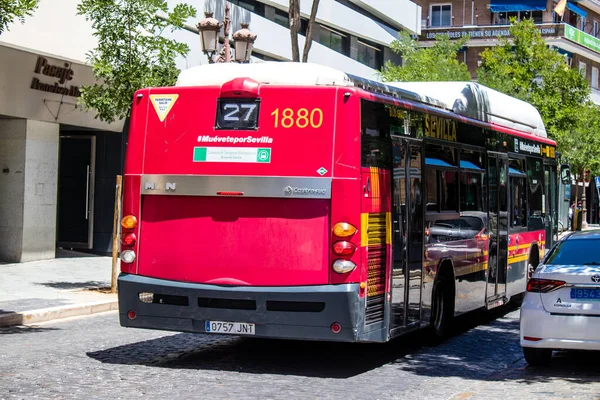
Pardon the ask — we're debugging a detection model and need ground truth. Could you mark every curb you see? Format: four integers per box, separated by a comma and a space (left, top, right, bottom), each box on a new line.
0, 299, 119, 328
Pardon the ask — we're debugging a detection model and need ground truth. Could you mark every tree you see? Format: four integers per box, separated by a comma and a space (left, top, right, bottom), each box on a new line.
379, 32, 471, 82
0, 0, 39, 34
77, 0, 196, 123
477, 18, 590, 138
558, 103, 600, 204
288, 0, 320, 62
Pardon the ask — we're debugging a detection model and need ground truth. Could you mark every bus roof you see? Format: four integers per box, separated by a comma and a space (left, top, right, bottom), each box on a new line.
176, 61, 547, 138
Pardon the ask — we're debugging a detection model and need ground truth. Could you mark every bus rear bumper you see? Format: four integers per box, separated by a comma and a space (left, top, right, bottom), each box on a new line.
118, 273, 364, 342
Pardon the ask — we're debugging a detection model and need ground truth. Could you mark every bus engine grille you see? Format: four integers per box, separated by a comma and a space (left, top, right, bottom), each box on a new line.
366, 212, 386, 325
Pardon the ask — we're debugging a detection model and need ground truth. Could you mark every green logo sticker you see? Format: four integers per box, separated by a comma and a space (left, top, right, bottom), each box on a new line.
256, 148, 271, 162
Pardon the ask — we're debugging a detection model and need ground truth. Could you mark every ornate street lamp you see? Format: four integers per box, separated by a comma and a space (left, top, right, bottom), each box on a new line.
233, 23, 257, 63
197, 2, 257, 64
197, 12, 221, 57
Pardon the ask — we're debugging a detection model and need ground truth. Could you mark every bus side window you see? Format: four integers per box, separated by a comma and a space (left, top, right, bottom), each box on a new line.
527, 158, 545, 231
360, 101, 392, 169
510, 176, 527, 229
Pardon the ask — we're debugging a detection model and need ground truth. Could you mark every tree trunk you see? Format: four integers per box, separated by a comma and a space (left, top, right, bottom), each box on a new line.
575, 168, 582, 204
289, 0, 300, 62
302, 0, 320, 62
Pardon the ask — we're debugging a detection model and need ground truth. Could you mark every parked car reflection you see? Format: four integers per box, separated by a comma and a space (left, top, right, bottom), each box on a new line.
425, 212, 489, 282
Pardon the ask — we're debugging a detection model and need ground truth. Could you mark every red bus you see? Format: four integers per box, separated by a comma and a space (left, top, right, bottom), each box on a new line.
118, 62, 563, 342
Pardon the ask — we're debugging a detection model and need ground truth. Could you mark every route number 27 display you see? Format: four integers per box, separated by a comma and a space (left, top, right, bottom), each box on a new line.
216, 99, 260, 130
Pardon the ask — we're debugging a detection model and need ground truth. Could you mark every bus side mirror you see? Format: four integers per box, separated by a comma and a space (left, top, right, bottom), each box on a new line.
560, 164, 571, 185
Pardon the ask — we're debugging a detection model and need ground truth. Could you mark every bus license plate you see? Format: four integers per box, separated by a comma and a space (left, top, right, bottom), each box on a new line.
205, 320, 255, 335
570, 288, 600, 300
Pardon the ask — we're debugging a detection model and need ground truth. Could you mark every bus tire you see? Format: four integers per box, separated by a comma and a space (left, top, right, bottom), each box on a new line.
527, 247, 540, 280
431, 271, 454, 339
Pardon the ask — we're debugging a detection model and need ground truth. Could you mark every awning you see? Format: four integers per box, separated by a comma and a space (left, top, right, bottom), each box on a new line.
509, 167, 527, 177
567, 1, 587, 18
425, 158, 454, 168
489, 0, 547, 12
460, 160, 484, 171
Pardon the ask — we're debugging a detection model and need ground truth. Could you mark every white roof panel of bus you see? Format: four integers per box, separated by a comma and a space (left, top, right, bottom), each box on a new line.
176, 61, 354, 87
176, 62, 547, 138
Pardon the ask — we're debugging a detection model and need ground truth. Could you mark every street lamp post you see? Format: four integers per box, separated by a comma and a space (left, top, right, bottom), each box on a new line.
197, 2, 257, 64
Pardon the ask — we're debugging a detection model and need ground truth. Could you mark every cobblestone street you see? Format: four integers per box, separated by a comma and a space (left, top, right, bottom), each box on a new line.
1, 305, 599, 400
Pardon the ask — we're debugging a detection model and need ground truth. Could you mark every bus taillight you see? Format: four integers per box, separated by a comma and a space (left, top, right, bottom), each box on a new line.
120, 214, 138, 265
121, 215, 138, 229
332, 259, 356, 274
333, 222, 357, 238
120, 250, 136, 263
121, 232, 137, 246
475, 228, 488, 241
332, 241, 357, 256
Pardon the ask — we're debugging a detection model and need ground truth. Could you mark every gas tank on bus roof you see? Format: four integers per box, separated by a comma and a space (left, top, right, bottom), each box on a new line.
385, 81, 547, 138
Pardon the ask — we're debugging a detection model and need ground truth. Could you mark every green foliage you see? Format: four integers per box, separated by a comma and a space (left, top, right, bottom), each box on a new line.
380, 32, 471, 82
477, 18, 590, 138
0, 0, 39, 34
558, 103, 600, 179
77, 0, 196, 123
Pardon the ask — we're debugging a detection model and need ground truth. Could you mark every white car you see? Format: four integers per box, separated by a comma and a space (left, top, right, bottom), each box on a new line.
520, 230, 600, 366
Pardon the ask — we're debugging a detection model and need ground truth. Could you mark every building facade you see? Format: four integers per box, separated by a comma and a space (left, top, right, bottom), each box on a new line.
0, 0, 422, 262
0, 1, 128, 262
173, 0, 421, 79
415, 0, 600, 103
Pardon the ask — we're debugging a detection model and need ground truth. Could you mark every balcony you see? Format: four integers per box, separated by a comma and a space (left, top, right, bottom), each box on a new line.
419, 22, 600, 62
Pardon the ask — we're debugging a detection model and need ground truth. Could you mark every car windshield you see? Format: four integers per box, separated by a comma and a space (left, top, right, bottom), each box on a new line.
461, 216, 484, 231
545, 239, 600, 265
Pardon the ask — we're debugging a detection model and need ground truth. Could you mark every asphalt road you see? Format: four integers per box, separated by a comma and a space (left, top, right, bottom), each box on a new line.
1, 305, 599, 399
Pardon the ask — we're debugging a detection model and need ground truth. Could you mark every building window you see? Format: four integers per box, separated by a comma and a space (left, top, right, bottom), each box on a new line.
493, 11, 543, 25
319, 25, 348, 55
580, 17, 586, 31
357, 40, 381, 69
580, 61, 587, 77
593, 67, 598, 89
252, 52, 282, 62
273, 8, 289, 28
229, 0, 264, 15
430, 4, 452, 27
594, 20, 599, 37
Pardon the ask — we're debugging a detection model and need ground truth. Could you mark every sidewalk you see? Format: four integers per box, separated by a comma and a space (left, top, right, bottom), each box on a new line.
0, 249, 118, 328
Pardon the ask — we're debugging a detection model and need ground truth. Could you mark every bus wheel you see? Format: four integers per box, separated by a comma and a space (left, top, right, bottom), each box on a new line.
431, 273, 454, 339
527, 248, 540, 280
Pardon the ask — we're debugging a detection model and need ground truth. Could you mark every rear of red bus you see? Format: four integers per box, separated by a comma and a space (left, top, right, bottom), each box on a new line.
117, 77, 370, 342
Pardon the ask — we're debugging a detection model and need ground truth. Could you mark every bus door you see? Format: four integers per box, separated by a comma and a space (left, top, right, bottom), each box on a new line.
391, 137, 423, 331
544, 162, 558, 248
486, 153, 508, 304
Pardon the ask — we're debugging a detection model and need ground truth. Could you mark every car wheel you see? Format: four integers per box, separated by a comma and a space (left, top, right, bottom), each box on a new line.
431, 274, 454, 339
523, 347, 552, 366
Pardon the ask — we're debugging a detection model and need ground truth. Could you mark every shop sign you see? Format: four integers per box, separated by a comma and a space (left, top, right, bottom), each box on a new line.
564, 25, 600, 54
30, 56, 81, 97
421, 25, 560, 41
